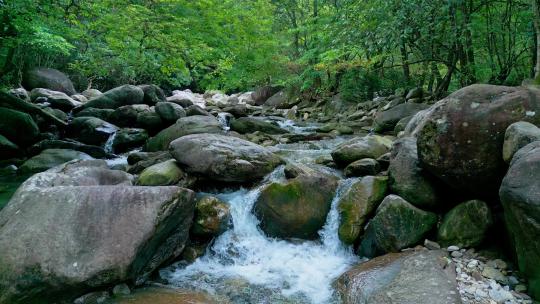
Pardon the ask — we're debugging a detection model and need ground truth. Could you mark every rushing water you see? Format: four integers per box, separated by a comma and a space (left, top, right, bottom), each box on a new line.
160, 134, 360, 304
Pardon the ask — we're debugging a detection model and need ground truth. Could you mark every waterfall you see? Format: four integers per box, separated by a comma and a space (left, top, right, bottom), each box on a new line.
103, 132, 116, 154
160, 166, 359, 304
217, 113, 231, 131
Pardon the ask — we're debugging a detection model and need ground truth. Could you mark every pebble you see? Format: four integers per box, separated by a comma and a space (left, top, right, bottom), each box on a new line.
482, 266, 507, 284
448, 245, 460, 252
424, 239, 441, 250
515, 285, 527, 293
451, 251, 463, 258
467, 260, 479, 268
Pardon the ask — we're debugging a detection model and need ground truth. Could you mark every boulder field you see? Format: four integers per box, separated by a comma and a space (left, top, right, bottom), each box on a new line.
0, 78, 538, 303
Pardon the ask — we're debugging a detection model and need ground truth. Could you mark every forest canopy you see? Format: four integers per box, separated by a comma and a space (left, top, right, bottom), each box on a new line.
0, 0, 539, 100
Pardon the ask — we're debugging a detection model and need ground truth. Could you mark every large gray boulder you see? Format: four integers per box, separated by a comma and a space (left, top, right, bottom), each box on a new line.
78, 85, 144, 110
335, 250, 461, 304
502, 121, 540, 163
251, 85, 283, 105
0, 160, 196, 304
388, 137, 440, 209
67, 117, 118, 146
331, 135, 393, 167
155, 101, 186, 124
110, 104, 164, 134
169, 133, 283, 183
22, 68, 76, 95
499, 142, 540, 299
358, 195, 437, 258
145, 115, 223, 152
30, 88, 81, 111
416, 84, 540, 196
19, 149, 93, 174
29, 139, 111, 159
437, 200, 492, 248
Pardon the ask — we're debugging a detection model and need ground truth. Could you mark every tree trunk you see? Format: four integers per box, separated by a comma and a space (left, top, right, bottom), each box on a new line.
400, 41, 411, 83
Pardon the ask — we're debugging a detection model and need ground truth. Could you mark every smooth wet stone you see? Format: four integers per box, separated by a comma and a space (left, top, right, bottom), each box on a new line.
331, 135, 393, 167
191, 195, 231, 238
502, 121, 540, 163
136, 159, 184, 186
343, 158, 380, 177
335, 250, 461, 304
437, 200, 492, 248
19, 148, 93, 174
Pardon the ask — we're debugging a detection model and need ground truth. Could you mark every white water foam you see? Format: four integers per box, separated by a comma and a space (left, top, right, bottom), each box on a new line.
160, 168, 359, 303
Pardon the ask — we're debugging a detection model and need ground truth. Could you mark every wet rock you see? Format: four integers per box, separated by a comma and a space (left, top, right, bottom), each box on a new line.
112, 128, 149, 153
373, 103, 428, 133
338, 176, 388, 245
127, 152, 172, 174
74, 107, 114, 121
169, 133, 283, 183
110, 104, 164, 133
155, 102, 186, 124
145, 115, 223, 152
109, 287, 221, 304
112, 284, 131, 296
78, 85, 144, 110
191, 195, 231, 238
22, 68, 76, 95
359, 194, 438, 258
331, 135, 393, 167
344, 158, 380, 177
336, 250, 460, 304
499, 141, 540, 299
167, 90, 199, 107
254, 165, 338, 239
19, 148, 93, 174
185, 105, 211, 116
502, 121, 540, 163
0, 107, 40, 147
437, 200, 492, 248
71, 94, 88, 103
136, 159, 184, 186
388, 137, 440, 209
252, 85, 283, 105
416, 84, 540, 196
68, 116, 118, 146
30, 88, 81, 111
9, 88, 29, 101
230, 117, 288, 135
0, 160, 195, 304
138, 84, 166, 106
29, 139, 111, 159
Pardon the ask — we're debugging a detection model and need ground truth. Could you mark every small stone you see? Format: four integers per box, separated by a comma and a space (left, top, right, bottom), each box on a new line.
507, 276, 519, 286
74, 291, 110, 304
488, 286, 513, 303
451, 251, 463, 258
475, 288, 488, 298
482, 266, 507, 284
515, 284, 527, 293
112, 283, 131, 296
467, 259, 479, 268
493, 259, 507, 270
447, 245, 460, 252
424, 239, 441, 250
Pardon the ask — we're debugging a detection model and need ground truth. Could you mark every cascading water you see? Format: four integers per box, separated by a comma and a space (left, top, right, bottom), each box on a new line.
103, 131, 117, 154
217, 112, 232, 131
160, 165, 360, 303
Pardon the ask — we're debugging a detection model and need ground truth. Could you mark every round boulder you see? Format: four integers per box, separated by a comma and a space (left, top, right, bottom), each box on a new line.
331, 135, 393, 167
502, 121, 540, 163
437, 199, 492, 247
191, 195, 231, 238
22, 68, 76, 95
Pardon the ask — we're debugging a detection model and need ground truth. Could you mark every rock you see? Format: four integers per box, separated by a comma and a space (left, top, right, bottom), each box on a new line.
0, 134, 20, 160
81, 89, 103, 100
167, 90, 202, 107
29, 88, 81, 111
78, 85, 144, 110
344, 158, 380, 177
417, 84, 540, 196
499, 141, 540, 299
0, 161, 195, 304
145, 115, 223, 152
230, 117, 288, 135
252, 85, 283, 105
331, 135, 393, 167
19, 149, 93, 174
127, 152, 172, 175
138, 84, 166, 105
136, 159, 184, 186
502, 121, 540, 163
394, 115, 413, 134
447, 245, 460, 252
22, 68, 76, 95
112, 128, 149, 153
191, 196, 231, 238
338, 176, 388, 245
112, 284, 131, 296
9, 88, 29, 101
388, 137, 440, 209
73, 291, 110, 304
406, 87, 424, 100
451, 251, 463, 258
42, 107, 68, 122
155, 101, 186, 124
424, 239, 441, 250
109, 287, 220, 304
0, 107, 40, 147
185, 104, 211, 116
335, 250, 461, 304
264, 90, 290, 108
254, 165, 338, 239
67, 116, 118, 146
482, 266, 508, 284
437, 200, 492, 248
222, 104, 248, 118
74, 107, 114, 121
358, 194, 438, 258
373, 103, 428, 133
71, 94, 88, 103
29, 139, 110, 159
110, 104, 154, 127
169, 133, 283, 183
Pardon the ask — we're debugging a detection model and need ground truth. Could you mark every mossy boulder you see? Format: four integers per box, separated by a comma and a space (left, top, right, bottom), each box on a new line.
344, 158, 380, 177
0, 134, 20, 160
67, 117, 118, 146
230, 117, 288, 135
112, 128, 149, 153
254, 166, 338, 239
77, 85, 144, 110
331, 135, 393, 167
373, 103, 428, 133
359, 194, 437, 258
136, 159, 184, 186
19, 149, 93, 174
0, 107, 40, 147
22, 68, 76, 95
138, 84, 166, 106
191, 196, 231, 238
437, 200, 492, 247
338, 176, 388, 245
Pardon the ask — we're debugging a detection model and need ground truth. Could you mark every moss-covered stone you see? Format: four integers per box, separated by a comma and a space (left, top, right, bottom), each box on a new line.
437, 200, 492, 247
136, 160, 184, 186
0, 107, 40, 147
191, 196, 231, 238
344, 158, 380, 177
331, 135, 393, 167
338, 176, 388, 244
358, 194, 437, 258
